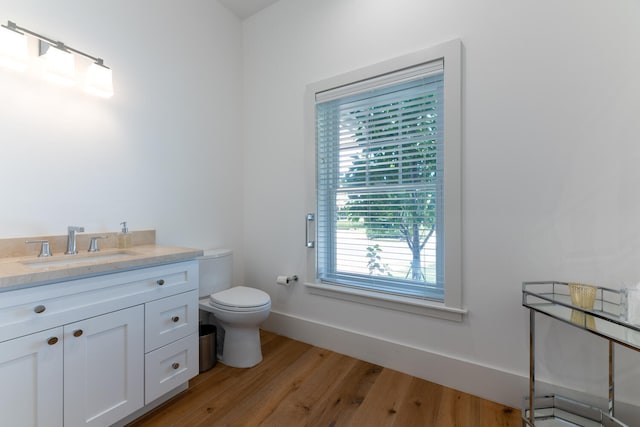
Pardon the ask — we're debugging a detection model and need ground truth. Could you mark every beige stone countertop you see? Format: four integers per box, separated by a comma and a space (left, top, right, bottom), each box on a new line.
0, 245, 203, 291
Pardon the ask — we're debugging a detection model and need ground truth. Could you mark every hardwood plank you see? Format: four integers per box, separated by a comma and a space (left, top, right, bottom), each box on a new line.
308, 361, 383, 427
442, 388, 477, 427
196, 346, 340, 427
477, 398, 521, 427
347, 368, 414, 426
127, 331, 521, 427
392, 377, 446, 426
178, 338, 313, 427
255, 350, 358, 426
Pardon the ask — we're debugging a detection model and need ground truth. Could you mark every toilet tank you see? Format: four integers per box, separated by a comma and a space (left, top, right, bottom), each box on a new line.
199, 249, 233, 298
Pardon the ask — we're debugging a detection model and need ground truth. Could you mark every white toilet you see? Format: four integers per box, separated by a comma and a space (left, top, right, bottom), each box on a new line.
198, 249, 271, 368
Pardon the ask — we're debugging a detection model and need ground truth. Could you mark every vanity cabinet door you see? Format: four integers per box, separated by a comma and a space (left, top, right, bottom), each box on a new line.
0, 327, 63, 427
63, 305, 144, 427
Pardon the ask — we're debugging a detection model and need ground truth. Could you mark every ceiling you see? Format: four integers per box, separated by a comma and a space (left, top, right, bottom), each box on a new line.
218, 0, 280, 20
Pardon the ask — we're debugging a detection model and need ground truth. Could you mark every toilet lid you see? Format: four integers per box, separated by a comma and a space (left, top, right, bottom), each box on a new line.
210, 286, 270, 309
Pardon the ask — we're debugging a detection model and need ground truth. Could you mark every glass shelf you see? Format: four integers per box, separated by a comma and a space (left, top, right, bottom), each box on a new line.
522, 281, 640, 351
523, 395, 627, 427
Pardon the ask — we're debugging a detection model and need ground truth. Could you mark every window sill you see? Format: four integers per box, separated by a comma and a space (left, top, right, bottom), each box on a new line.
305, 282, 467, 322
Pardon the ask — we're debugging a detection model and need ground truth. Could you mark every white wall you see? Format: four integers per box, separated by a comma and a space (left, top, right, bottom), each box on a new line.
0, 0, 245, 279
242, 0, 640, 410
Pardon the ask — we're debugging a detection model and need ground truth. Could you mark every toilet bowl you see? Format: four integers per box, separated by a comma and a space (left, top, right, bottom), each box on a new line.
198, 250, 271, 368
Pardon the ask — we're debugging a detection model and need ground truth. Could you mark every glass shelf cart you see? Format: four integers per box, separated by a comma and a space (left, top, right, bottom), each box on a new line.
522, 281, 640, 426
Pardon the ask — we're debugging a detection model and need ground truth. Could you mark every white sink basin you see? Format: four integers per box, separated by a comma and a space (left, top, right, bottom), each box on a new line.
21, 251, 138, 269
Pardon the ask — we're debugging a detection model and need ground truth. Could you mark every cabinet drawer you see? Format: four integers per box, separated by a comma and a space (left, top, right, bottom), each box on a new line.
144, 333, 198, 404
145, 290, 198, 352
0, 261, 198, 343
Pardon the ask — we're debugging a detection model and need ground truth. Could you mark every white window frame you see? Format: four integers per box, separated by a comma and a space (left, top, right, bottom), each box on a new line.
304, 40, 465, 322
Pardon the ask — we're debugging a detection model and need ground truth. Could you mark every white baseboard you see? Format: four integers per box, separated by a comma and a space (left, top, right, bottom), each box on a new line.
262, 310, 527, 409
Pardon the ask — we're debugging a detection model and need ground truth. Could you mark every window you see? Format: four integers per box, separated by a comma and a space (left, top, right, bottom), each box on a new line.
306, 40, 464, 321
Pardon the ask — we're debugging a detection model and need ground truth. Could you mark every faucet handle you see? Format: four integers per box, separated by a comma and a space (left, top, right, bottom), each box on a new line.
25, 240, 52, 257
68, 226, 85, 232
88, 236, 108, 253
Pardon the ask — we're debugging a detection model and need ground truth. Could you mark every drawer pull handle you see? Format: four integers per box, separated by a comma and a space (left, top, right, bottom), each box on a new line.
73, 329, 83, 338
157, 279, 165, 286
172, 362, 180, 370
47, 337, 58, 345
34, 305, 46, 314
171, 316, 180, 323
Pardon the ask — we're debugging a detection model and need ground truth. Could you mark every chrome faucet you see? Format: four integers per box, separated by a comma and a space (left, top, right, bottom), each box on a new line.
65, 226, 85, 255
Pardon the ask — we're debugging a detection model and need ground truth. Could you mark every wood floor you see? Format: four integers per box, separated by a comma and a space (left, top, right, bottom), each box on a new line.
127, 331, 521, 427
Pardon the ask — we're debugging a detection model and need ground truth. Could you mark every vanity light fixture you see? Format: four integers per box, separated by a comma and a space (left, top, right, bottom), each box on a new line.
0, 22, 28, 71
0, 20, 113, 98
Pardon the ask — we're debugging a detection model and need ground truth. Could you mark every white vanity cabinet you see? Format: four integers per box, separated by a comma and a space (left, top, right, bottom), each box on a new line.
0, 260, 199, 427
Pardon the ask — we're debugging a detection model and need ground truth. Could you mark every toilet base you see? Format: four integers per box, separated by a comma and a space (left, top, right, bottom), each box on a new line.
219, 324, 262, 368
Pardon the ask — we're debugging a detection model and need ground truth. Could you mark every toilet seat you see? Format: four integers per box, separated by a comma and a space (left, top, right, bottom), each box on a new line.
210, 286, 271, 312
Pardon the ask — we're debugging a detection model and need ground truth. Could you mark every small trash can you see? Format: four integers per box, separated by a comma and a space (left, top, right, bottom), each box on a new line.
199, 324, 217, 373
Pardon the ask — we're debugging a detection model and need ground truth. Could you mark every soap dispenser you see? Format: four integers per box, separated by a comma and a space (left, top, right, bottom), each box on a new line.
118, 221, 132, 249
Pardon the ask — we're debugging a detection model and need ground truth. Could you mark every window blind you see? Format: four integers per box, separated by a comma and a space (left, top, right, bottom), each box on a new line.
316, 60, 445, 300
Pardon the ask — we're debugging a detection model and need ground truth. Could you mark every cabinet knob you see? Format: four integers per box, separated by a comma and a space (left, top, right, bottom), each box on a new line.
34, 305, 46, 314
171, 362, 180, 370
47, 337, 58, 345
171, 316, 180, 323
73, 329, 83, 338
157, 279, 165, 286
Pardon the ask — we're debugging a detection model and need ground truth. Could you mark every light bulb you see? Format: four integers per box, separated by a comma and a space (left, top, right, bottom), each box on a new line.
0, 25, 28, 72
40, 42, 75, 86
84, 62, 113, 98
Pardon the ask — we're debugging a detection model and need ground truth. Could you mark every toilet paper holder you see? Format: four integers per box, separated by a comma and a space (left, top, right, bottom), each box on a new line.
277, 275, 298, 285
